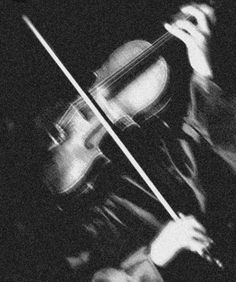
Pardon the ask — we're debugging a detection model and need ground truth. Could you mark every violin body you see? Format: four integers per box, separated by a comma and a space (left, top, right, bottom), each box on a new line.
43, 40, 170, 193
92, 40, 169, 119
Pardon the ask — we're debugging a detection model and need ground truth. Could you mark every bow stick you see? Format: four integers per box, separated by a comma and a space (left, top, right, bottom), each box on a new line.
22, 15, 178, 221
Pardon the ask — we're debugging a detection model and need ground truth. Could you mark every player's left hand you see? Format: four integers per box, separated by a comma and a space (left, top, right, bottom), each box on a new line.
164, 4, 216, 78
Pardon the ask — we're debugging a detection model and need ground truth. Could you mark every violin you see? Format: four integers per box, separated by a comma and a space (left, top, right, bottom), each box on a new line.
41, 39, 171, 194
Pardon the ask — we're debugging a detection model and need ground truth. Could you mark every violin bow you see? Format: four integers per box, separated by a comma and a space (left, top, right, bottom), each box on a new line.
22, 15, 178, 221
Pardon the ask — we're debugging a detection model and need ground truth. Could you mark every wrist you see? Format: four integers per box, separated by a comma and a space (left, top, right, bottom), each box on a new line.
193, 52, 213, 79
193, 69, 213, 80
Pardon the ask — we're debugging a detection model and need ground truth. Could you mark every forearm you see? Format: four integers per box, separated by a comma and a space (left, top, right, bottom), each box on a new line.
186, 73, 236, 171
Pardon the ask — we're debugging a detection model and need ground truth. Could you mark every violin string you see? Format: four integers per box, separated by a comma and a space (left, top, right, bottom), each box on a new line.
59, 32, 173, 126
90, 14, 192, 93
89, 32, 173, 94
45, 14, 190, 132
63, 20, 182, 127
